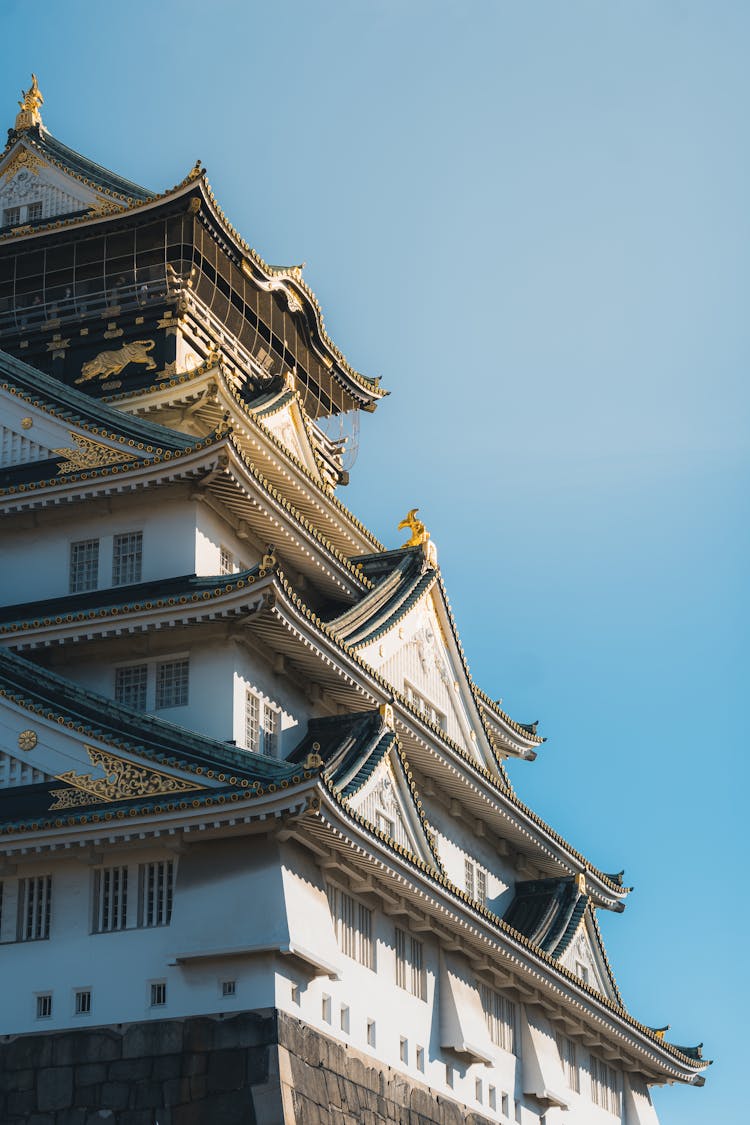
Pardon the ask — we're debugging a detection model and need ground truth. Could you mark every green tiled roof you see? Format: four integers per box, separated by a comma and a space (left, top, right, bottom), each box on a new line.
5, 126, 153, 203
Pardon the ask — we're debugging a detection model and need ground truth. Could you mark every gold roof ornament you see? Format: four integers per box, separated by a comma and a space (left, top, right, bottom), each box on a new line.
398, 508, 429, 548
15, 73, 44, 131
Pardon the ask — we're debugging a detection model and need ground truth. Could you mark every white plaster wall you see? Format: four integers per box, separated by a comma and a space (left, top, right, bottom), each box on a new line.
423, 794, 519, 917
195, 504, 260, 576
231, 641, 321, 758
0, 492, 200, 606
0, 842, 632, 1124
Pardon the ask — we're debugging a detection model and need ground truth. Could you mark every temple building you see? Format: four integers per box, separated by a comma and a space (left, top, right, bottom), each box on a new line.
0, 78, 708, 1124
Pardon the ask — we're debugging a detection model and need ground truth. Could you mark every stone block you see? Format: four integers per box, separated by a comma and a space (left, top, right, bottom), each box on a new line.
27, 1116, 55, 1125
181, 1051, 207, 1076
56, 1110, 86, 1125
85, 1113, 115, 1124
182, 1018, 216, 1053
152, 1052, 182, 1080
122, 1019, 183, 1058
75, 1063, 107, 1086
37, 1066, 74, 1112
53, 1032, 121, 1067
108, 1056, 152, 1081
190, 1075, 208, 1100
246, 1044, 270, 1085
133, 1079, 164, 1109
163, 1076, 192, 1107
3, 1035, 53, 1070
99, 1082, 130, 1110
0, 1067, 34, 1092
207, 1047, 246, 1092
75, 1086, 103, 1109
7, 1087, 37, 1115
172, 1089, 254, 1125
214, 1011, 275, 1050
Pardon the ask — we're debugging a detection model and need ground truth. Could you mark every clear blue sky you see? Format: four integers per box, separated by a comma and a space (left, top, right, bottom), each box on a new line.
3, 3, 746, 1120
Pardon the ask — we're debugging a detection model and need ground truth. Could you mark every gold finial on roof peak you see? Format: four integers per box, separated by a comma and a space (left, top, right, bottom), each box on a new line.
398, 508, 429, 549
15, 73, 44, 131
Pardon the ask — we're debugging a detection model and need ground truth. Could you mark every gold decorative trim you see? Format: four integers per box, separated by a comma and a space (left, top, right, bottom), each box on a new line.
75, 340, 156, 384
18, 729, 37, 751
50, 745, 202, 810
398, 508, 429, 548
15, 75, 44, 131
1, 146, 43, 183
53, 433, 134, 474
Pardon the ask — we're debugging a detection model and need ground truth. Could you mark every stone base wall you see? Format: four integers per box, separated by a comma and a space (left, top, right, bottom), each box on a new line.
0, 1009, 494, 1125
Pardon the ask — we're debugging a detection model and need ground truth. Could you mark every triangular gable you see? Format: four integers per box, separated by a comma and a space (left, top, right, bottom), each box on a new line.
344, 742, 438, 869
252, 389, 325, 484
357, 583, 498, 773
0, 137, 129, 230
0, 387, 130, 472
558, 909, 619, 1003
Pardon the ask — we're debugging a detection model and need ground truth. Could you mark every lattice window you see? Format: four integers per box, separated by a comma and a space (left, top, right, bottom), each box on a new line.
17, 875, 51, 941
404, 683, 446, 730
115, 664, 148, 711
156, 659, 189, 708
245, 689, 280, 755
150, 981, 166, 1007
138, 860, 174, 927
327, 883, 375, 969
395, 927, 426, 1000
69, 538, 99, 593
219, 546, 234, 575
480, 984, 517, 1053
27, 202, 42, 221
112, 531, 143, 585
92, 867, 128, 933
36, 993, 52, 1019
465, 859, 488, 904
3, 206, 20, 227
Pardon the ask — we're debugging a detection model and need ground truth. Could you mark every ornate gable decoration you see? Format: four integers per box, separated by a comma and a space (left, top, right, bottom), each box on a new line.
53, 432, 135, 474
49, 745, 202, 811
347, 753, 435, 866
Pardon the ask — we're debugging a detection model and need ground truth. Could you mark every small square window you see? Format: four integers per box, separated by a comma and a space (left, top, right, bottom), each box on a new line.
340, 1004, 350, 1033
291, 983, 300, 1005
4, 206, 21, 227
489, 1085, 497, 1111
26, 201, 42, 221
416, 1045, 425, 1073
36, 993, 52, 1019
366, 1018, 376, 1048
399, 1036, 408, 1064
446, 1062, 454, 1088
322, 994, 332, 1023
75, 989, 91, 1015
475, 1078, 483, 1103
150, 981, 166, 1007
221, 980, 236, 998
502, 1092, 509, 1115
115, 664, 147, 711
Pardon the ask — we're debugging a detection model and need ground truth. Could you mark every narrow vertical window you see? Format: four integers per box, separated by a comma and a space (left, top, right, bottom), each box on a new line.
70, 538, 99, 593
75, 989, 91, 1015
36, 993, 52, 1019
399, 1036, 408, 1063
480, 984, 516, 1052
366, 1018, 376, 1047
340, 1004, 350, 1033
465, 858, 475, 899
477, 868, 487, 906
112, 532, 143, 585
92, 866, 128, 932
395, 927, 426, 1000
327, 884, 375, 969
416, 1046, 425, 1072
138, 860, 174, 927
262, 701, 279, 756
150, 981, 166, 1007
17, 876, 52, 941
245, 690, 260, 751
219, 546, 234, 575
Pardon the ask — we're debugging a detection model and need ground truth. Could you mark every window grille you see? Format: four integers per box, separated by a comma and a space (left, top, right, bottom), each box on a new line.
3, 207, 21, 226
36, 993, 52, 1019
150, 981, 166, 1007
17, 875, 51, 941
465, 858, 475, 899
590, 1055, 621, 1115
26, 202, 42, 221
75, 989, 91, 1015
327, 883, 375, 969
222, 980, 236, 997
112, 531, 143, 585
404, 683, 446, 730
69, 538, 99, 593
556, 1033, 579, 1091
245, 689, 280, 755
219, 546, 234, 575
92, 866, 128, 932
156, 659, 189, 708
138, 860, 174, 927
480, 984, 516, 1052
395, 927, 426, 1000
575, 960, 589, 984
376, 809, 395, 838
115, 664, 147, 711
